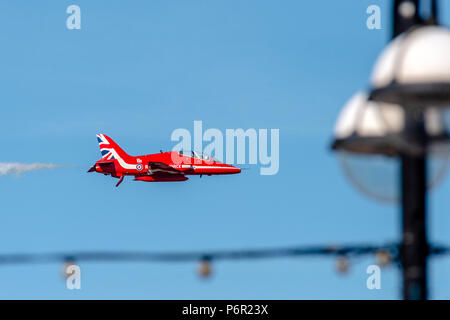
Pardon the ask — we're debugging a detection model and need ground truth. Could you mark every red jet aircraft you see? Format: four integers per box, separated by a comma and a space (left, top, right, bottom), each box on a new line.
88, 134, 241, 186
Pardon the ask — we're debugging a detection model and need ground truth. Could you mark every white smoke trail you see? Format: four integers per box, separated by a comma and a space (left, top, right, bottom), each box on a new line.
0, 162, 63, 176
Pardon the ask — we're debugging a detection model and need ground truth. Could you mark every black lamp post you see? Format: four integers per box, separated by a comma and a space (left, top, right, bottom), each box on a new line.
374, 0, 436, 300
389, 0, 429, 301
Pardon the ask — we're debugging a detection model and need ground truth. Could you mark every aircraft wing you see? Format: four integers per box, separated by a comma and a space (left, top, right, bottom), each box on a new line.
148, 162, 184, 175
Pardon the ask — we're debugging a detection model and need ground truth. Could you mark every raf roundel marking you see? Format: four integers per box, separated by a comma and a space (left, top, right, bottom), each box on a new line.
136, 164, 143, 171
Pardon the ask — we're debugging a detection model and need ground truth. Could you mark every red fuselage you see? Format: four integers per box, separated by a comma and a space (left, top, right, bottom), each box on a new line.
93, 151, 241, 177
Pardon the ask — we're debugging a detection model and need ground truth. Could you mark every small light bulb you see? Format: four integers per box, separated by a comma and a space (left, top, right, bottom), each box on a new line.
336, 256, 350, 274
198, 259, 212, 278
376, 250, 392, 267
61, 259, 76, 279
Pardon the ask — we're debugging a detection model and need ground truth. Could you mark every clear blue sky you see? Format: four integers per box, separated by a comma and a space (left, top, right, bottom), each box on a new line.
1, 0, 450, 299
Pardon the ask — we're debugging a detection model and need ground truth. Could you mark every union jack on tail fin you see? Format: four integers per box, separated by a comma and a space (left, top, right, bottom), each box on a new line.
96, 134, 131, 160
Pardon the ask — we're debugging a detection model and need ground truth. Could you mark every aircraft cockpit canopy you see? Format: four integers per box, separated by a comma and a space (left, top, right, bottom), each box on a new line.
178, 150, 213, 161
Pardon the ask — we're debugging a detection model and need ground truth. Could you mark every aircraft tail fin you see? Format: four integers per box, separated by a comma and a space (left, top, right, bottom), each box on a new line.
96, 134, 131, 160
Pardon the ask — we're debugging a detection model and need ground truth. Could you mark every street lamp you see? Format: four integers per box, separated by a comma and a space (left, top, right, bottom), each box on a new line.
367, 18, 450, 300
331, 0, 450, 299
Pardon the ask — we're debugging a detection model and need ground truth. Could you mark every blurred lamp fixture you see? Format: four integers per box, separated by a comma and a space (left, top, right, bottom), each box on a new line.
370, 26, 450, 108
331, 92, 449, 202
332, 92, 449, 156
333, 92, 405, 156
